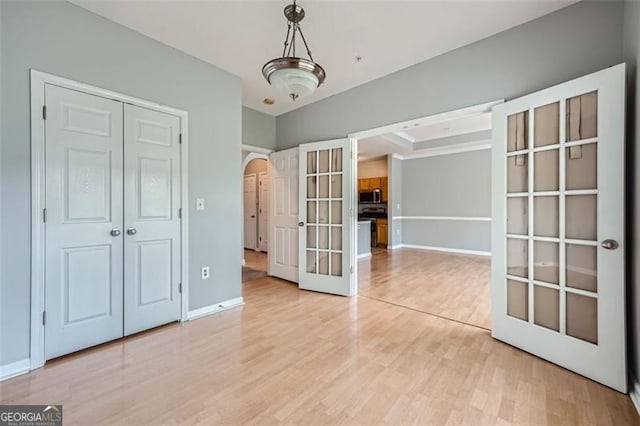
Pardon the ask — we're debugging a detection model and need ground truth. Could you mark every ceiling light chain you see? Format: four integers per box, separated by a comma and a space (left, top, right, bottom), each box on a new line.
262, 0, 326, 102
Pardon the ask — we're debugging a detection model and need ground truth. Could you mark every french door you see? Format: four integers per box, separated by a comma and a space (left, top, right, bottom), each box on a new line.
298, 139, 356, 296
491, 64, 626, 392
44, 84, 182, 359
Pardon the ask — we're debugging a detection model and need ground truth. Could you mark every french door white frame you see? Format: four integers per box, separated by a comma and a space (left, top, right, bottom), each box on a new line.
29, 70, 190, 370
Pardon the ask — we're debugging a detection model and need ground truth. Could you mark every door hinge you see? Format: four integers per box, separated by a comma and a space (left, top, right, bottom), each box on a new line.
42, 105, 47, 120
350, 265, 354, 274
351, 151, 355, 160
42, 311, 47, 326
178, 208, 182, 219
178, 283, 183, 293
42, 208, 47, 223
179, 133, 183, 144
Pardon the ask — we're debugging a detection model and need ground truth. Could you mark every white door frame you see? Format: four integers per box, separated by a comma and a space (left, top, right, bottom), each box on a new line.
29, 70, 190, 370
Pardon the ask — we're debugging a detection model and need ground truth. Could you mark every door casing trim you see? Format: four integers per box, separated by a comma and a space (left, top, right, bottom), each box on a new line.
29, 69, 190, 370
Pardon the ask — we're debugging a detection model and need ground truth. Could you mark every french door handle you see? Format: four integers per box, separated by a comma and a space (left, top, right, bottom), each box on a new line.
601, 239, 619, 250
298, 222, 305, 227
126, 227, 137, 236
110, 229, 121, 237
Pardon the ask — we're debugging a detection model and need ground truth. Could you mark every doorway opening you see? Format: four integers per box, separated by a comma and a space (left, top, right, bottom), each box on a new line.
242, 151, 269, 282
349, 100, 500, 330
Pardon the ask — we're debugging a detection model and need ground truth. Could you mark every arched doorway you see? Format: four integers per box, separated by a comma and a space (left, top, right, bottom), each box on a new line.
242, 153, 269, 281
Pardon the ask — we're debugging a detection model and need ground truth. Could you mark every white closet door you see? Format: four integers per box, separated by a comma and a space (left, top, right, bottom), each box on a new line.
259, 171, 269, 252
244, 174, 258, 250
44, 84, 124, 359
123, 104, 182, 336
492, 64, 626, 392
268, 147, 299, 282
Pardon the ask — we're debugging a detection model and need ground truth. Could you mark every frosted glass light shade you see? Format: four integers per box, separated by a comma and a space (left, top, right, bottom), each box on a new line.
270, 68, 319, 100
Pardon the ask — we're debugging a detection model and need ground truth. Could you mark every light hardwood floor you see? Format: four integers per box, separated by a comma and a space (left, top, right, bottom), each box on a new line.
1, 250, 637, 424
244, 249, 267, 272
359, 248, 491, 329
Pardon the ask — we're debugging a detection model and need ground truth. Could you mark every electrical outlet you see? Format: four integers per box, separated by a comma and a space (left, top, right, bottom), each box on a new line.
196, 198, 205, 211
201, 266, 210, 280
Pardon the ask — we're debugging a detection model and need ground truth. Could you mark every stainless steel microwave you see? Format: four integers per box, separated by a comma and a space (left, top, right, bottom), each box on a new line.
359, 189, 381, 203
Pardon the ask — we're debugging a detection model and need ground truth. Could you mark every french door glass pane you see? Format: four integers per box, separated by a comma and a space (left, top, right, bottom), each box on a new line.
507, 155, 528, 193
507, 197, 528, 235
566, 244, 597, 292
331, 148, 343, 172
319, 150, 330, 173
534, 102, 559, 147
507, 111, 529, 152
566, 143, 597, 190
306, 226, 316, 249
566, 292, 598, 344
534, 149, 559, 192
534, 285, 559, 332
507, 279, 528, 321
507, 238, 528, 278
566, 91, 597, 142
305, 148, 344, 278
318, 175, 329, 198
533, 196, 559, 238
566, 195, 597, 240
505, 91, 599, 345
534, 241, 559, 285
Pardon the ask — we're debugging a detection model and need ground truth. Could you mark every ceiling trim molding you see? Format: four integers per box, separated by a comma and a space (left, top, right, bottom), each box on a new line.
242, 144, 274, 154
393, 131, 416, 143
348, 99, 504, 140
396, 140, 491, 160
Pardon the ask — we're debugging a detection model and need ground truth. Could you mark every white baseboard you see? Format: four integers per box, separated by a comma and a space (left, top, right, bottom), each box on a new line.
388, 244, 403, 250
630, 375, 640, 417
357, 252, 372, 259
187, 297, 244, 321
0, 358, 30, 382
398, 244, 491, 257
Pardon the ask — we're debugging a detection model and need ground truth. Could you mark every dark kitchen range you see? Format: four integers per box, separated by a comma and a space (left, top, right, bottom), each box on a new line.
358, 206, 387, 247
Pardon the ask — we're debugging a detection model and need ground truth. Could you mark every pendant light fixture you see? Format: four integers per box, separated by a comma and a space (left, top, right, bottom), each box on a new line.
262, 0, 326, 102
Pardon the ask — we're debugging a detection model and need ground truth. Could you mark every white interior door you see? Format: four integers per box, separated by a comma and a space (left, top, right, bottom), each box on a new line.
44, 84, 124, 359
244, 174, 258, 250
492, 64, 626, 392
299, 139, 356, 296
268, 147, 299, 282
258, 171, 269, 252
123, 104, 182, 336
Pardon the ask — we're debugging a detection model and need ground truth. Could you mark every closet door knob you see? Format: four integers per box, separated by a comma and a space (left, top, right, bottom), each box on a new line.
110, 229, 121, 237
127, 228, 137, 236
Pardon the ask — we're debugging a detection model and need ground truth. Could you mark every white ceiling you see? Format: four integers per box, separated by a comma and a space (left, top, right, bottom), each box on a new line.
72, 0, 575, 116
358, 111, 492, 160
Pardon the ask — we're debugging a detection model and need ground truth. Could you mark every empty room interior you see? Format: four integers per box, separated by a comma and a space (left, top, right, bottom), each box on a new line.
1, 0, 640, 424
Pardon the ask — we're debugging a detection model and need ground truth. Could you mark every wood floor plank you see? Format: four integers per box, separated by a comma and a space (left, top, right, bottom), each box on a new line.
1, 249, 637, 424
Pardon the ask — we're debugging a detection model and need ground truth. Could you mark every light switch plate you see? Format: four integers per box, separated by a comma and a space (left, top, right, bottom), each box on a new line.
196, 198, 205, 211
201, 266, 210, 280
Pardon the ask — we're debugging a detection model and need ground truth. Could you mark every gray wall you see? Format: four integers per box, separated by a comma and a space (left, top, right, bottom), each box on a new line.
401, 150, 491, 252
389, 156, 403, 248
0, 1, 242, 366
276, 1, 623, 148
242, 106, 276, 151
623, 0, 640, 384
